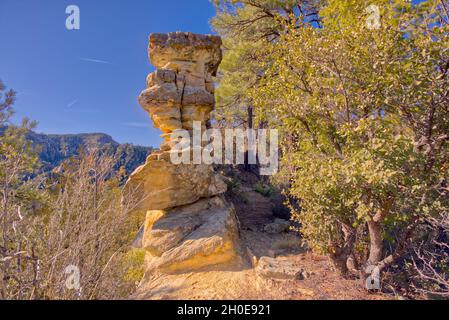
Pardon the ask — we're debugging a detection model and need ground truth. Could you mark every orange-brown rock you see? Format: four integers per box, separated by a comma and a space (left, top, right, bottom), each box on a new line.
148, 32, 222, 76
125, 157, 227, 211
126, 32, 239, 280
142, 196, 239, 273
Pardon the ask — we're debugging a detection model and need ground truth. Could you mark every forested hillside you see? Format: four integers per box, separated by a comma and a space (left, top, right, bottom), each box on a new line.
0, 126, 152, 175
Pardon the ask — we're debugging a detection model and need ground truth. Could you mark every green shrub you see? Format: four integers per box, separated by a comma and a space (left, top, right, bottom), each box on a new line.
254, 183, 274, 198
250, 0, 449, 277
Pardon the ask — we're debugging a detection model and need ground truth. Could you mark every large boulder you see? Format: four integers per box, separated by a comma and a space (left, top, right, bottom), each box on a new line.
124, 158, 227, 211
142, 196, 239, 273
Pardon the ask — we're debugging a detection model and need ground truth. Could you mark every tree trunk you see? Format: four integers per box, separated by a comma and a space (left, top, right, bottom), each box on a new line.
330, 223, 355, 276
367, 205, 390, 266
244, 105, 253, 172
364, 207, 389, 290
367, 219, 383, 265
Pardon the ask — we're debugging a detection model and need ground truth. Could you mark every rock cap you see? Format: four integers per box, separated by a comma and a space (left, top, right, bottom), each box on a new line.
149, 32, 222, 75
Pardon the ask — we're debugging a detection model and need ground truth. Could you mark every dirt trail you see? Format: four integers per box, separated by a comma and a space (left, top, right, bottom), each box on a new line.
134, 189, 385, 300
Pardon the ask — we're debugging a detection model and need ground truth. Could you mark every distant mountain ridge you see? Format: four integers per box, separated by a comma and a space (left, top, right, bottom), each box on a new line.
0, 126, 153, 175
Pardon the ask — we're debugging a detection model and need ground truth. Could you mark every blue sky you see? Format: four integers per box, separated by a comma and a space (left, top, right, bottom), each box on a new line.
0, 0, 216, 147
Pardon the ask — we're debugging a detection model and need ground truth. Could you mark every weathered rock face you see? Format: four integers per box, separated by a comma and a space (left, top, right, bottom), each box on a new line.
126, 160, 227, 211
138, 32, 220, 138
126, 32, 239, 277
143, 196, 239, 273
148, 32, 222, 77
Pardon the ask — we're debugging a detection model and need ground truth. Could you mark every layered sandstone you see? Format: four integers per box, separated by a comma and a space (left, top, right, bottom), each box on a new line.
127, 160, 226, 211
138, 32, 221, 152
142, 197, 239, 273
126, 32, 239, 277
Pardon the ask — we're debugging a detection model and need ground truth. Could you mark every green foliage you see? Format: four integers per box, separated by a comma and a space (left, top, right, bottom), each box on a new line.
248, 0, 449, 271
122, 249, 145, 283
224, 177, 249, 203
211, 0, 322, 128
254, 182, 275, 198
225, 176, 241, 191
0, 80, 16, 125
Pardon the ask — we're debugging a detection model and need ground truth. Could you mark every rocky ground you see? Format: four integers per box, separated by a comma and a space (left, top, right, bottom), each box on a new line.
133, 170, 387, 300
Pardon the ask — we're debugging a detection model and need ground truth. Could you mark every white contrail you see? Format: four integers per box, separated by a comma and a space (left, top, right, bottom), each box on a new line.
67, 99, 78, 108
80, 57, 112, 65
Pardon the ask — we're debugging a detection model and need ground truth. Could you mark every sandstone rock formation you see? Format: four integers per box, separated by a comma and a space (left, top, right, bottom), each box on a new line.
143, 197, 239, 273
127, 161, 226, 211
126, 32, 239, 277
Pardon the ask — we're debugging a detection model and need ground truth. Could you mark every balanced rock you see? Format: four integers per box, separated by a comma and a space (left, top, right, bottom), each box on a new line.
138, 32, 221, 138
125, 32, 240, 278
